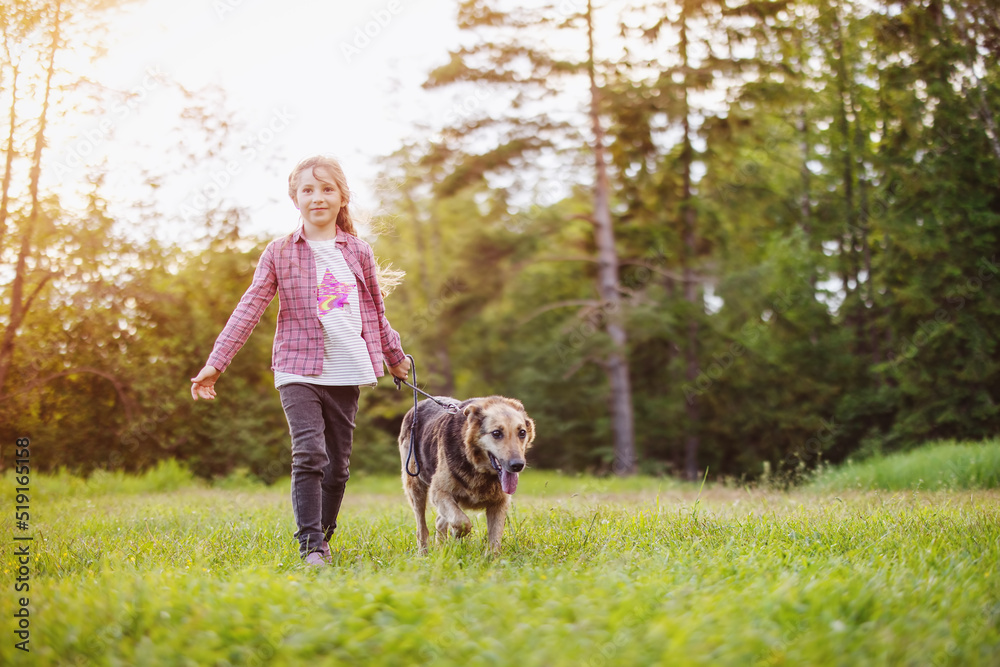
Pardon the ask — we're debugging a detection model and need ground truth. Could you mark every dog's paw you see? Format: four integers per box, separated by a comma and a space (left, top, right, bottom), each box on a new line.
436, 514, 472, 538
451, 518, 472, 538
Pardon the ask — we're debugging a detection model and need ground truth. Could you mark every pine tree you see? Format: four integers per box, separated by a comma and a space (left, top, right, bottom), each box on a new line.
420, 0, 638, 473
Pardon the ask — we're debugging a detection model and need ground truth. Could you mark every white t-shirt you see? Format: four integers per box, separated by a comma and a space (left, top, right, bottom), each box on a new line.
274, 238, 377, 388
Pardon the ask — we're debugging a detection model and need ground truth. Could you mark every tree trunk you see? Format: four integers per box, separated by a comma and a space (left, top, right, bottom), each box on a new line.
0, 0, 62, 396
799, 108, 812, 240
832, 4, 868, 355
0, 62, 19, 250
403, 186, 431, 305
587, 0, 635, 475
796, 32, 812, 249
954, 4, 1000, 163
404, 186, 455, 394
977, 80, 1000, 164
850, 82, 875, 362
680, 0, 701, 481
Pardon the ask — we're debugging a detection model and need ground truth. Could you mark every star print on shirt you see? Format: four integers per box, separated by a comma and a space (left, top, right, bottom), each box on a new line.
317, 268, 355, 316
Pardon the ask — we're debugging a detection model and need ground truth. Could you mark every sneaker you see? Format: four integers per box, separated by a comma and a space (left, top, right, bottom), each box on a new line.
304, 551, 327, 567
303, 541, 332, 567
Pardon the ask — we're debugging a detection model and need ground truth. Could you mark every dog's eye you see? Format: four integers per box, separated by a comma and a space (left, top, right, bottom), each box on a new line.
491, 430, 503, 439
518, 429, 527, 439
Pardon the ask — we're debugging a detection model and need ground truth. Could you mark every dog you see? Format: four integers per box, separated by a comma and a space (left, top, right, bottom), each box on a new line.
398, 395, 535, 554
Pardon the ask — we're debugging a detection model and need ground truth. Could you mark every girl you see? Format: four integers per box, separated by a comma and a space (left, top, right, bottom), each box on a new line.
190, 155, 410, 566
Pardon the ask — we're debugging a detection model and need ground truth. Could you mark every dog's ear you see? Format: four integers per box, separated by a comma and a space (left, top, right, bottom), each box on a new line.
502, 397, 525, 412
523, 415, 536, 449
463, 402, 481, 420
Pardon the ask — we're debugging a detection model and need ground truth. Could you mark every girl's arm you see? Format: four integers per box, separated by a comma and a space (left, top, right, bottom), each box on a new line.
191, 242, 278, 400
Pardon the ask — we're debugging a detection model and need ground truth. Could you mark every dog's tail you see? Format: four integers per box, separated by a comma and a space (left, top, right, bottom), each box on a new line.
398, 407, 415, 449
399, 406, 421, 480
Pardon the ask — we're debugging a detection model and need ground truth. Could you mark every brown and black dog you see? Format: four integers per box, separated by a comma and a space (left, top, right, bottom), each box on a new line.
398, 395, 535, 554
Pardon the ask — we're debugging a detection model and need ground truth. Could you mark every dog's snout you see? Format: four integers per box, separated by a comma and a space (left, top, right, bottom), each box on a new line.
509, 459, 525, 472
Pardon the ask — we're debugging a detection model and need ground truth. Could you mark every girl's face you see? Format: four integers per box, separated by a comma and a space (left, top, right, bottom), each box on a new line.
294, 167, 344, 231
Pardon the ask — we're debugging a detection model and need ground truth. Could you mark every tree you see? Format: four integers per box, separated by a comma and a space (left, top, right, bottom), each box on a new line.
0, 0, 64, 396
418, 0, 638, 473
0, 0, 141, 397
584, 0, 636, 474
610, 0, 741, 478
869, 0, 1000, 447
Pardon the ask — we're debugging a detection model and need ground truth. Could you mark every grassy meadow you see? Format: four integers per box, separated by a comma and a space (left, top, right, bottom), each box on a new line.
3, 445, 999, 666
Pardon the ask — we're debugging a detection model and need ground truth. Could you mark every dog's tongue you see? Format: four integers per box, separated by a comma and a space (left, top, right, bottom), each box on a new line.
500, 468, 519, 495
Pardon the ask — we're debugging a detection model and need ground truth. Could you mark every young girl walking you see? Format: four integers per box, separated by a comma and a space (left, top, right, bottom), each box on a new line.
190, 155, 410, 566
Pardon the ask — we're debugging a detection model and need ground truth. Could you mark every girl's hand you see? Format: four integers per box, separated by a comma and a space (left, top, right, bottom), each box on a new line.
388, 356, 411, 382
191, 364, 221, 400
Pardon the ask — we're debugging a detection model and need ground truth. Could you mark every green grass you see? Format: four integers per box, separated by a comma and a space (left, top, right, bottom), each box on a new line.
3, 465, 999, 666
811, 438, 1000, 491
26, 459, 209, 498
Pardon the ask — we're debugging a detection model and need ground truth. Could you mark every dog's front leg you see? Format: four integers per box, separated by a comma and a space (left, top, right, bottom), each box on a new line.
485, 502, 507, 555
431, 490, 472, 540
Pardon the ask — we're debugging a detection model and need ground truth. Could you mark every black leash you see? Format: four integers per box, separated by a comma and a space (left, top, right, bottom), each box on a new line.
393, 354, 460, 477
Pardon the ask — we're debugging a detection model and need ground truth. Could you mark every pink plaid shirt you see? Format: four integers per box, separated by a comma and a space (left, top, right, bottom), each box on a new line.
207, 226, 405, 378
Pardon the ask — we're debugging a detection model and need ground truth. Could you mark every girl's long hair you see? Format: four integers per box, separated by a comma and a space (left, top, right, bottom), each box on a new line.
287, 155, 403, 297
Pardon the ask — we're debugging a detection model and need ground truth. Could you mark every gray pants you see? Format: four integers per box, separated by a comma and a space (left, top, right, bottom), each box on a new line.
278, 383, 360, 557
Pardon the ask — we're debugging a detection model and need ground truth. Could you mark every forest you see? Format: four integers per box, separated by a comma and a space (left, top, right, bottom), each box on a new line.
2, 0, 998, 481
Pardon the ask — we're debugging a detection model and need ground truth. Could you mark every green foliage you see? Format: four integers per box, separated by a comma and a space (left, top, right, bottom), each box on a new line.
27, 458, 201, 498
1, 470, 998, 665
810, 439, 1000, 491
3, 0, 999, 481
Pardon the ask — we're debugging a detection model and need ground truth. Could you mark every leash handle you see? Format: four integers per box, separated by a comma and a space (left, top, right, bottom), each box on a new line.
395, 355, 422, 477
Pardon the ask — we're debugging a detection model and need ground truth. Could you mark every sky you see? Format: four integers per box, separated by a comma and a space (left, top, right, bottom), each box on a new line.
45, 0, 657, 245
51, 0, 469, 242
29, 0, 700, 252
